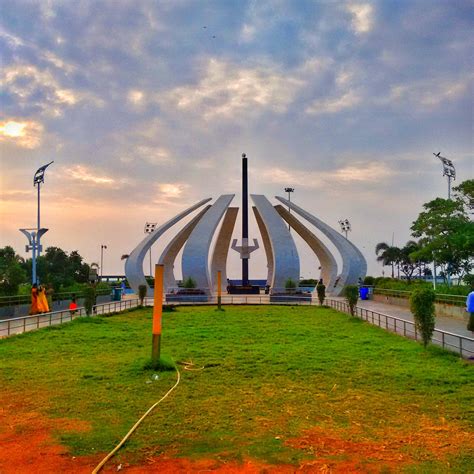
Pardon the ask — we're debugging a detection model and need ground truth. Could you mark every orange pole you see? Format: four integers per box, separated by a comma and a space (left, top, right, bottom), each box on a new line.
152, 264, 164, 367
217, 270, 222, 310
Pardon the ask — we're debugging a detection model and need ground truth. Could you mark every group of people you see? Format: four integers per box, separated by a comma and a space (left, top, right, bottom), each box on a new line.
29, 283, 51, 315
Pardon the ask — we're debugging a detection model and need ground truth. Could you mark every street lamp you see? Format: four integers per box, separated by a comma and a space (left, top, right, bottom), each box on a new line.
19, 161, 53, 284
284, 187, 294, 231
433, 152, 455, 199
33, 161, 54, 259
338, 219, 351, 239
144, 222, 157, 277
100, 245, 107, 278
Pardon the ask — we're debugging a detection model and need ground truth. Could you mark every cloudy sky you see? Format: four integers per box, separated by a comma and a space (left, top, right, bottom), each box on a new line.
0, 0, 472, 280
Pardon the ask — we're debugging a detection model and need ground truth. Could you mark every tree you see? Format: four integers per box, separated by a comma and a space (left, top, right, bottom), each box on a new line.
0, 246, 27, 296
375, 242, 401, 278
411, 193, 473, 284
453, 179, 474, 213
343, 285, 359, 316
410, 288, 435, 348
398, 241, 424, 283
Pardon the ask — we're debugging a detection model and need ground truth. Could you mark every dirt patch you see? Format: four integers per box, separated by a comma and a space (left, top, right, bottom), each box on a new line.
0, 390, 99, 474
285, 416, 473, 472
104, 457, 297, 473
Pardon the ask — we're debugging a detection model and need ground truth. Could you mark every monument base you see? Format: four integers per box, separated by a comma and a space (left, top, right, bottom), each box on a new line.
227, 285, 260, 295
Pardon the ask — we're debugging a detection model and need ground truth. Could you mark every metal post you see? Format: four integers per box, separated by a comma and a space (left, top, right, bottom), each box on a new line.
152, 264, 164, 368
242, 154, 249, 286
37, 183, 41, 258
217, 270, 222, 310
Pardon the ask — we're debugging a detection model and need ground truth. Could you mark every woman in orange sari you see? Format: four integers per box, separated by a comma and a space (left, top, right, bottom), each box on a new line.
37, 285, 50, 313
29, 284, 39, 315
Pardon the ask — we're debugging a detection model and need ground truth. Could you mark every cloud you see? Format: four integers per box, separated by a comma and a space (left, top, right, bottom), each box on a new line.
261, 161, 394, 188
59, 165, 126, 187
387, 77, 471, 109
0, 64, 102, 117
306, 90, 362, 115
0, 119, 44, 148
346, 3, 374, 34
157, 182, 189, 198
160, 58, 305, 120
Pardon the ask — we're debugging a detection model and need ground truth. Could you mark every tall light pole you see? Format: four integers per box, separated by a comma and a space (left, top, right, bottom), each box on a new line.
284, 187, 294, 231
100, 245, 107, 278
338, 219, 351, 239
144, 222, 157, 277
434, 152, 455, 199
33, 161, 53, 259
434, 152, 455, 286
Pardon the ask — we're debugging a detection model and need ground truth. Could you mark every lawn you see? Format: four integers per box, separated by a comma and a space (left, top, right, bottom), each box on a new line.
0, 305, 473, 473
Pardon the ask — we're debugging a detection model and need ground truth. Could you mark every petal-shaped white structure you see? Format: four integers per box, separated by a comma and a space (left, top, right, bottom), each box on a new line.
158, 205, 212, 291
274, 205, 338, 293
275, 196, 366, 295
251, 194, 299, 291
182, 194, 235, 293
125, 198, 212, 295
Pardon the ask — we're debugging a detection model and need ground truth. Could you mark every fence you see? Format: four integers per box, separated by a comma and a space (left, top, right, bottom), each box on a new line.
372, 287, 466, 306
0, 298, 140, 338
0, 288, 113, 308
2, 294, 472, 359
324, 298, 474, 359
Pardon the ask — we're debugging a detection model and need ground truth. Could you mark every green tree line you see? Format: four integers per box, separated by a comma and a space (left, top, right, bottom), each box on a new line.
375, 179, 473, 286
0, 246, 92, 296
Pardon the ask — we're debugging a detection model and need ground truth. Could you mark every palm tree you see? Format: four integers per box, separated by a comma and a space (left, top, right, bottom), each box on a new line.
375, 242, 401, 278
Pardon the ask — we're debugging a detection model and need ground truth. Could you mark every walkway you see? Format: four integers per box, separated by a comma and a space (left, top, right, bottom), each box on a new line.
351, 298, 471, 339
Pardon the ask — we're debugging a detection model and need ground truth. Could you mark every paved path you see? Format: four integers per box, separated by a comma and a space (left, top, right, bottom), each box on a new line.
353, 298, 471, 338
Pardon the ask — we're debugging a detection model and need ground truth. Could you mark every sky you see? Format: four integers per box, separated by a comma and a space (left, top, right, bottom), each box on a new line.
0, 0, 472, 281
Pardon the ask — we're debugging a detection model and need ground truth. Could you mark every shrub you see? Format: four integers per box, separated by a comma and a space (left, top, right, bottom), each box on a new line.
410, 288, 436, 348
138, 284, 147, 306
464, 274, 474, 287
316, 283, 326, 305
83, 285, 97, 316
363, 276, 375, 286
285, 278, 297, 293
343, 285, 359, 316
182, 277, 197, 289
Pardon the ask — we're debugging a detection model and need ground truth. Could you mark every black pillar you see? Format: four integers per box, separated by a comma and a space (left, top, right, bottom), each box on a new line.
242, 154, 249, 286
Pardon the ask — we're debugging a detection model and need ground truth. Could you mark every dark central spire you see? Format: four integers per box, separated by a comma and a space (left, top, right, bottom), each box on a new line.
242, 153, 249, 285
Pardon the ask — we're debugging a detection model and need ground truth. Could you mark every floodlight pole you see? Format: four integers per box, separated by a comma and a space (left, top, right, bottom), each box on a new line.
145, 222, 157, 278
34, 161, 53, 260
284, 187, 294, 231
100, 245, 107, 278
433, 152, 455, 200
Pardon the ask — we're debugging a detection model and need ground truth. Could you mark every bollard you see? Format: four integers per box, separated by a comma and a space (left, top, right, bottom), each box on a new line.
217, 270, 222, 310
152, 264, 164, 368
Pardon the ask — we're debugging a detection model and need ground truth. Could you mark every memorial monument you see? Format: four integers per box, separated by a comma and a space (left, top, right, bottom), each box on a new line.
125, 154, 367, 299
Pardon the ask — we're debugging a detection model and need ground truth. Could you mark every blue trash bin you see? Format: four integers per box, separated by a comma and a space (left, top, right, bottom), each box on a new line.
359, 286, 369, 300
112, 287, 122, 301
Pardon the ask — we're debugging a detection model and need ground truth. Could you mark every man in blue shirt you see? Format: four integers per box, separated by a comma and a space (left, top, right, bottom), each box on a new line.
467, 286, 474, 332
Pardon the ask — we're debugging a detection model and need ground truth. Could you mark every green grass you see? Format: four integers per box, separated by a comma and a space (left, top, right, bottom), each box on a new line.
1, 305, 473, 471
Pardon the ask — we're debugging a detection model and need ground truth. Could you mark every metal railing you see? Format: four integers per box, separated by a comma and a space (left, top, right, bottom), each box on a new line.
0, 298, 140, 338
2, 294, 472, 359
0, 288, 113, 307
324, 298, 474, 359
373, 288, 466, 306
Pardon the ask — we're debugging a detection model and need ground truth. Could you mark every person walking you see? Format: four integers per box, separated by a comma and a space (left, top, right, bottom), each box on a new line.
467, 286, 474, 333
37, 285, 50, 313
29, 283, 39, 315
